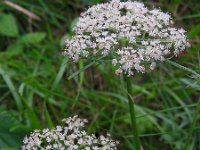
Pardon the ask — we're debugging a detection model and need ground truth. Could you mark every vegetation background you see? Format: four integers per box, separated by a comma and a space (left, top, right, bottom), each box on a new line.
0, 0, 200, 149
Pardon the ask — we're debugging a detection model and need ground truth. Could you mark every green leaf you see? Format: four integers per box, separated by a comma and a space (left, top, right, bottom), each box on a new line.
167, 60, 200, 79
68, 61, 95, 80
0, 67, 23, 112
70, 18, 78, 31
187, 24, 200, 39
18, 32, 46, 44
6, 44, 23, 56
0, 148, 17, 150
0, 14, 19, 37
44, 105, 54, 128
60, 35, 67, 47
181, 78, 200, 90
0, 106, 27, 148
26, 107, 41, 129
51, 58, 68, 90
22, 99, 41, 129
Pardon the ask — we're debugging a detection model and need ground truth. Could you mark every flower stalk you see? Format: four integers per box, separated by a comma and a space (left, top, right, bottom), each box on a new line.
125, 76, 141, 150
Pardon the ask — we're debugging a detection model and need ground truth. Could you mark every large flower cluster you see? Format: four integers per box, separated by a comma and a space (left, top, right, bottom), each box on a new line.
64, 0, 190, 76
22, 115, 118, 150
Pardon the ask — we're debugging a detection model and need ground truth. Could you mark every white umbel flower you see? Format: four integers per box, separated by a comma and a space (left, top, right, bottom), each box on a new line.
64, 0, 190, 76
22, 115, 119, 150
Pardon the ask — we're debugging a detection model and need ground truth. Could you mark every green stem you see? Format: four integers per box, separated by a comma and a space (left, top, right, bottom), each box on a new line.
125, 76, 141, 150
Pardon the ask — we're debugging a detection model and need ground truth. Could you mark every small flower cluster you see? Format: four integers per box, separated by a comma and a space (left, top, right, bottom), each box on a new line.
64, 0, 190, 76
22, 115, 118, 150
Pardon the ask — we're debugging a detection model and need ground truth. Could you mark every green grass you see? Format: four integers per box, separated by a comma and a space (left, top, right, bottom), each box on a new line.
0, 0, 200, 149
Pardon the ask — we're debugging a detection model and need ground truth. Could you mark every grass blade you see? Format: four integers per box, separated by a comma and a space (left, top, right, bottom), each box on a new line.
68, 61, 95, 80
167, 60, 200, 79
51, 58, 68, 90
0, 67, 23, 112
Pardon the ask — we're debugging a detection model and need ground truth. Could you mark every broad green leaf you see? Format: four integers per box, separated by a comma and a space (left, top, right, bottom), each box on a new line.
18, 32, 46, 44
0, 14, 19, 37
6, 44, 23, 56
0, 106, 26, 148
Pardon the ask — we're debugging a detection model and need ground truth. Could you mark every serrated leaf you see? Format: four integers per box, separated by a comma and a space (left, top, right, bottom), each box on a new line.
19, 32, 46, 44
6, 44, 23, 56
0, 14, 19, 37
